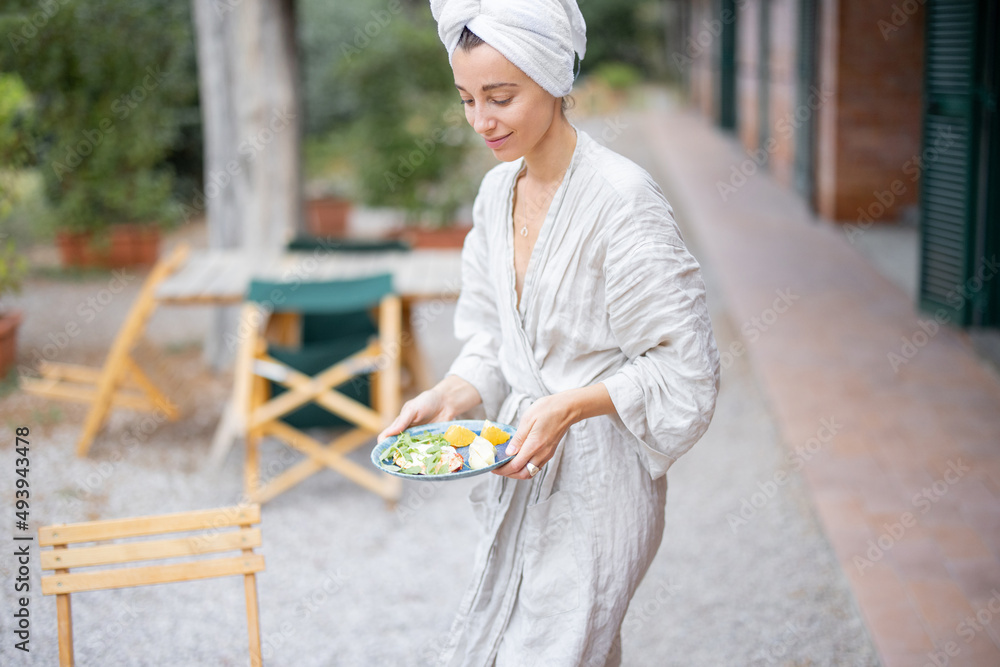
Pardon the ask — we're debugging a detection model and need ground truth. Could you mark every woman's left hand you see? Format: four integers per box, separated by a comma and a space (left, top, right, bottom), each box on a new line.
493, 393, 577, 480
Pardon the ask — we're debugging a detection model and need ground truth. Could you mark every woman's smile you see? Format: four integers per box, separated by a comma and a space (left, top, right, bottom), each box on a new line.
484, 132, 512, 149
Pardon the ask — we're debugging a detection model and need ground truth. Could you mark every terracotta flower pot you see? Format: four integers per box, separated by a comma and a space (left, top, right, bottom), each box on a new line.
396, 225, 472, 249
56, 230, 92, 268
306, 197, 352, 238
56, 225, 160, 269
0, 309, 22, 380
134, 226, 161, 265
109, 227, 135, 268
110, 224, 160, 266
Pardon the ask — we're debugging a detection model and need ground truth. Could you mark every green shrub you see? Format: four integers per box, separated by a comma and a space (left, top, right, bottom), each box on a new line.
592, 61, 644, 91
0, 73, 34, 167
0, 0, 197, 235
0, 240, 27, 311
300, 1, 478, 224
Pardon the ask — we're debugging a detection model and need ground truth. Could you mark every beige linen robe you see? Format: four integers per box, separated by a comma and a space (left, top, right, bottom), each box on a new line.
440, 128, 720, 667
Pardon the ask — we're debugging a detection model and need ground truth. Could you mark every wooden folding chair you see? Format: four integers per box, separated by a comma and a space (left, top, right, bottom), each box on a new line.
22, 243, 190, 456
39, 504, 265, 667
235, 274, 403, 505
283, 235, 432, 393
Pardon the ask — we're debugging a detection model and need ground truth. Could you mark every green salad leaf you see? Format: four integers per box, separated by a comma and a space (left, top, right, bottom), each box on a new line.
380, 430, 459, 475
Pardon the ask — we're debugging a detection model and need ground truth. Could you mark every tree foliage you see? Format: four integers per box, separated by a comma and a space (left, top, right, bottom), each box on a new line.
0, 0, 197, 233
577, 0, 668, 76
300, 0, 474, 222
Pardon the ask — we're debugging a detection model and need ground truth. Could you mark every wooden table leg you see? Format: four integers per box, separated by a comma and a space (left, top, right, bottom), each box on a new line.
212, 304, 259, 473
208, 401, 238, 469
400, 298, 434, 393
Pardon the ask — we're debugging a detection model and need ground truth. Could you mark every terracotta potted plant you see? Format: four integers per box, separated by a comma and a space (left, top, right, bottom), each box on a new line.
108, 223, 162, 267
304, 181, 354, 239
55, 221, 163, 269
392, 173, 477, 249
401, 227, 471, 248
0, 239, 27, 380
50, 171, 169, 269
3, 1, 191, 271
375, 155, 476, 249
331, 16, 477, 247
396, 219, 472, 249
303, 112, 361, 238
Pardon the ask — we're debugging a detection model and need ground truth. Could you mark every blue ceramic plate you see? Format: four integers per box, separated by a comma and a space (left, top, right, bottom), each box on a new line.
370, 419, 516, 481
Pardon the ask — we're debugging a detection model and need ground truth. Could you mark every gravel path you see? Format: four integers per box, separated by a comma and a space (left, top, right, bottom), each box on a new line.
0, 98, 879, 666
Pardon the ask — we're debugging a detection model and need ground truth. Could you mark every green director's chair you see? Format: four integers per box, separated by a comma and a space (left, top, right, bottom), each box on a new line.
234, 273, 402, 505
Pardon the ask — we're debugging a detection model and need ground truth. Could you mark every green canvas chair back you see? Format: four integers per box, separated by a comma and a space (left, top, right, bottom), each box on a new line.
246, 273, 393, 315
286, 236, 411, 253
245, 274, 394, 428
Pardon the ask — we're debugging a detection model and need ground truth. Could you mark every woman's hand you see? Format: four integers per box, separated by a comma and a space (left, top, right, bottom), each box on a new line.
377, 375, 483, 443
493, 393, 576, 480
494, 384, 616, 480
377, 388, 452, 443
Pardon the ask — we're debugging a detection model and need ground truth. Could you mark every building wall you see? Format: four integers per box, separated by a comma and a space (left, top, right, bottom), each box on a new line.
768, 0, 797, 188
687, 0, 718, 120
816, 0, 841, 218
737, 0, 761, 149
687, 0, 925, 223
735, 0, 798, 185
816, 0, 925, 222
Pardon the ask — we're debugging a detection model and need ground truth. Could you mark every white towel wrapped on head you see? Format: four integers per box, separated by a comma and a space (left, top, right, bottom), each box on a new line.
430, 0, 587, 98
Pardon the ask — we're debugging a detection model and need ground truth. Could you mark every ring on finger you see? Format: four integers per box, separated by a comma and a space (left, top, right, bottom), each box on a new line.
525, 461, 541, 477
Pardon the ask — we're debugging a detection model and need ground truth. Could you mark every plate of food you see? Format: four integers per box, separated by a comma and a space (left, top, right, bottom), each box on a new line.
371, 419, 516, 481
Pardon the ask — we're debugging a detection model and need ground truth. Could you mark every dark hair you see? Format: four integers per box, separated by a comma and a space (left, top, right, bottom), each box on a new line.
456, 26, 572, 114
458, 26, 485, 51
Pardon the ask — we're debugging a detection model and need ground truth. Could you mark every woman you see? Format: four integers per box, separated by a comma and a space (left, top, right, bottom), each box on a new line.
378, 1, 720, 664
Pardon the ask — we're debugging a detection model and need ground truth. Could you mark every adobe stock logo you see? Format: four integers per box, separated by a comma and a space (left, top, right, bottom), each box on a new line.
852, 459, 969, 574
726, 417, 842, 532
877, 0, 925, 40
923, 589, 1000, 667
338, 0, 403, 61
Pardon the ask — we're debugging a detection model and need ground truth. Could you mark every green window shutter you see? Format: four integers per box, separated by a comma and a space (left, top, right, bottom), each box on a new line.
793, 0, 818, 206
981, 3, 1000, 327
719, 0, 738, 131
918, 0, 980, 325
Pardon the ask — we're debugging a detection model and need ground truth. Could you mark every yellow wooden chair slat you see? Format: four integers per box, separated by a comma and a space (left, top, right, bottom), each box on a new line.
41, 555, 266, 595
39, 504, 261, 545
21, 243, 190, 456
247, 427, 375, 504
39, 528, 262, 570
39, 504, 264, 667
254, 421, 390, 503
19, 377, 164, 412
248, 343, 382, 430
34, 361, 138, 386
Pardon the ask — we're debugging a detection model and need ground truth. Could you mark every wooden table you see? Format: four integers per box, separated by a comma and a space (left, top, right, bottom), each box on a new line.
157, 246, 462, 390
156, 246, 464, 467
156, 248, 463, 305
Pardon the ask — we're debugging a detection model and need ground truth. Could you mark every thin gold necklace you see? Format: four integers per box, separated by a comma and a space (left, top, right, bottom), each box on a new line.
517, 169, 567, 238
